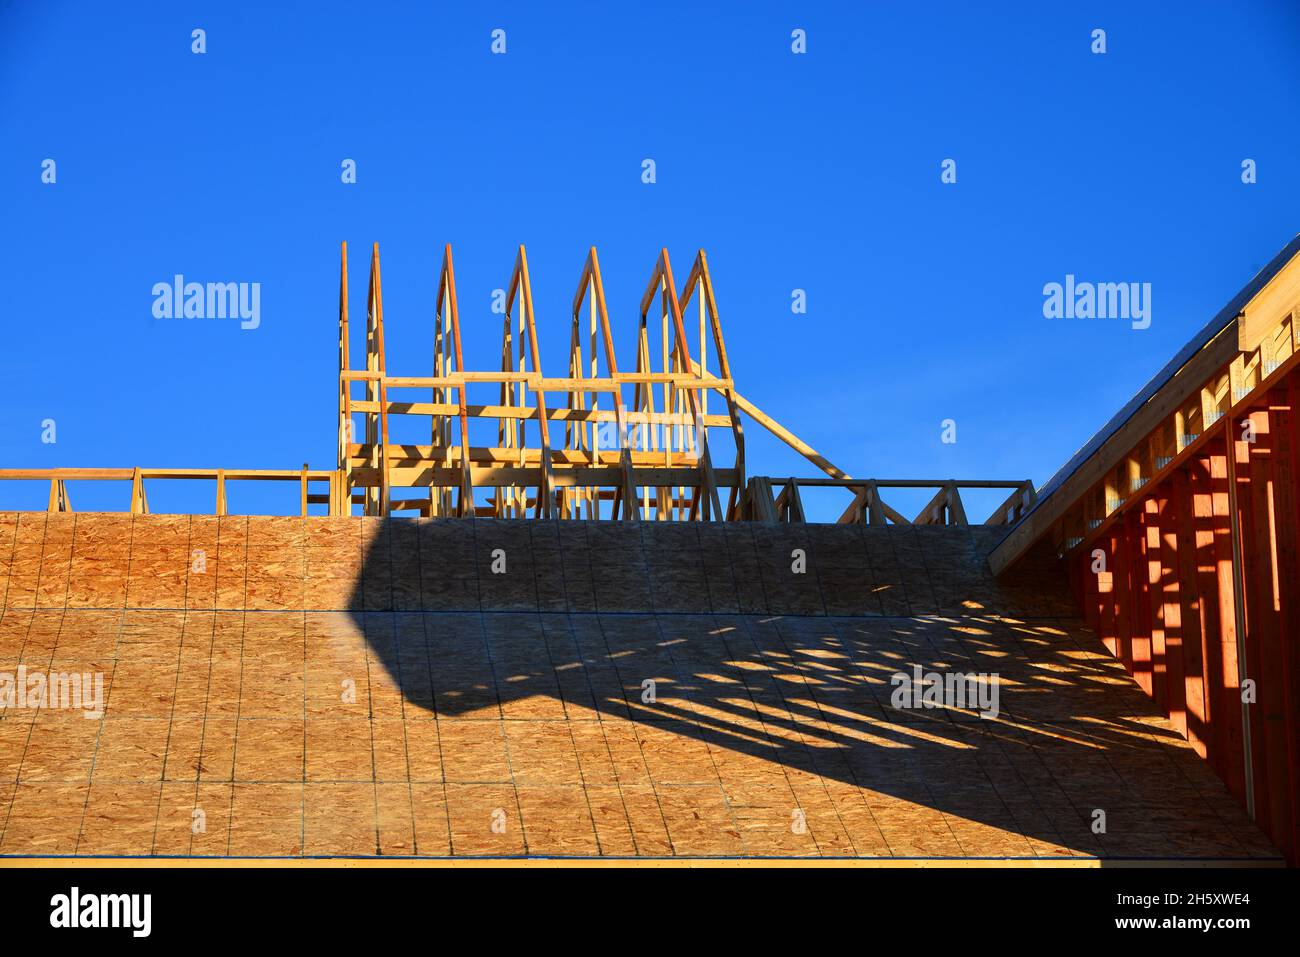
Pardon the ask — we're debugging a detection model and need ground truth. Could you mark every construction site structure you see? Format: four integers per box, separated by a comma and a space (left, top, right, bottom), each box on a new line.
995, 234, 1300, 863
1, 236, 1299, 864
3, 243, 1035, 528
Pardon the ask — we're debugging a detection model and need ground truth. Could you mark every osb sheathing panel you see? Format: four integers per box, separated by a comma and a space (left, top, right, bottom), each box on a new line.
0, 514, 1076, 618
0, 514, 1280, 861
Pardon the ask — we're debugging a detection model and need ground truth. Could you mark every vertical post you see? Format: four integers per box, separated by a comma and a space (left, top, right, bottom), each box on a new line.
867, 480, 885, 525
46, 478, 71, 512
1224, 413, 1256, 819
947, 481, 968, 525
130, 467, 147, 514
589, 268, 599, 519
379, 381, 391, 517
339, 241, 352, 517
365, 244, 387, 516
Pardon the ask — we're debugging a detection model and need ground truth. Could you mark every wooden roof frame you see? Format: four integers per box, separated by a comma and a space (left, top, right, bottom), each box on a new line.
334, 242, 853, 521
990, 233, 1300, 575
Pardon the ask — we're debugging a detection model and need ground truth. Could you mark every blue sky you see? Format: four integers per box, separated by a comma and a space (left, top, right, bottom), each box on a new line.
2, 1, 1299, 518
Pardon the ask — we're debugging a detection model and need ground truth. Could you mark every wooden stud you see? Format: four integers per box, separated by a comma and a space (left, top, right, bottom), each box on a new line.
130, 467, 148, 515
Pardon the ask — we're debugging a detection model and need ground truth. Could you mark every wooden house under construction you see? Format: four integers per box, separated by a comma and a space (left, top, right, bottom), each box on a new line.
1, 237, 1297, 865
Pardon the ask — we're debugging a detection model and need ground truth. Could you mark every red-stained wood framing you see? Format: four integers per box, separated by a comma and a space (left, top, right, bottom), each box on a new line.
1071, 364, 1300, 864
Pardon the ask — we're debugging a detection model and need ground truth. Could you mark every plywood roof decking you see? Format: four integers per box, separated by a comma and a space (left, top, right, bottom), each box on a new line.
0, 513, 1279, 861
0, 513, 1073, 618
0, 608, 1280, 860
